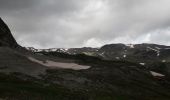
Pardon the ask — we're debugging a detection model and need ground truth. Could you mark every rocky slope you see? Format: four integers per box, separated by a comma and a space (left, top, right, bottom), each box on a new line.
98, 43, 170, 61
0, 18, 18, 48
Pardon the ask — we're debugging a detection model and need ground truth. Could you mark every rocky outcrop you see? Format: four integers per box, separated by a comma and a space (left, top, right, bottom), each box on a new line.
0, 17, 18, 48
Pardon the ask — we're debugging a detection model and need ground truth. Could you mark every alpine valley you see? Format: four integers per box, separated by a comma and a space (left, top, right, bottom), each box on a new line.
1, 17, 170, 100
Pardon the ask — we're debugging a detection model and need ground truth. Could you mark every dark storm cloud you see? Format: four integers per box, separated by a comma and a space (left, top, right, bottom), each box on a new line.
1, 0, 170, 48
0, 0, 35, 10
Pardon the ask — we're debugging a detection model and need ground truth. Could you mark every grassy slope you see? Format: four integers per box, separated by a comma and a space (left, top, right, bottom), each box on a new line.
0, 51, 170, 100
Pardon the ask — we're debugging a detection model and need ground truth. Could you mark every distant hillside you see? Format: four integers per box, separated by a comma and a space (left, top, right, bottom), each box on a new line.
28, 43, 170, 63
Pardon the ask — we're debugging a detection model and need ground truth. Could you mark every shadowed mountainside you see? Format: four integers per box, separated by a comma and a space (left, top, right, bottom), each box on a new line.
0, 18, 18, 48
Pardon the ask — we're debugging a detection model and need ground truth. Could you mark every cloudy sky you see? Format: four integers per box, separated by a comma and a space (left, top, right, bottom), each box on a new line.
1, 0, 170, 48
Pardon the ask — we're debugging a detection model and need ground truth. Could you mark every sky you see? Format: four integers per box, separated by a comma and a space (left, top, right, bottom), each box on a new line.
1, 0, 170, 49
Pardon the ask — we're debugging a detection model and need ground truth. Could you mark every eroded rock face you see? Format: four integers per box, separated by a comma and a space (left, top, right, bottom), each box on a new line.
0, 18, 18, 48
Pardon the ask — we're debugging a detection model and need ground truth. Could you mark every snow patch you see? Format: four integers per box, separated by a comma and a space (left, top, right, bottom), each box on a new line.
126, 44, 134, 48
150, 71, 165, 77
139, 63, 145, 66
162, 60, 166, 62
28, 57, 91, 70
115, 57, 120, 60
147, 47, 160, 56
155, 47, 161, 50
99, 52, 105, 57
64, 48, 69, 51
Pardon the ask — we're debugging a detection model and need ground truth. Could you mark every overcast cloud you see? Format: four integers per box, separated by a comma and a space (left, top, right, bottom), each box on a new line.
1, 0, 170, 48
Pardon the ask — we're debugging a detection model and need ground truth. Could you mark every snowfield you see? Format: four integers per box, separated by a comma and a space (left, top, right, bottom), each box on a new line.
28, 57, 91, 70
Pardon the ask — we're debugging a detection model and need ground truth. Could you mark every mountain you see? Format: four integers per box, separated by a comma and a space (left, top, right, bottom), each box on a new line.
99, 43, 170, 61
0, 17, 47, 76
31, 43, 170, 62
0, 18, 18, 48
34, 43, 170, 80
1, 18, 170, 100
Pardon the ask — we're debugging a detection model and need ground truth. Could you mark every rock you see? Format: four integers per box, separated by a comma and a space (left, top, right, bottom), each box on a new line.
0, 17, 18, 48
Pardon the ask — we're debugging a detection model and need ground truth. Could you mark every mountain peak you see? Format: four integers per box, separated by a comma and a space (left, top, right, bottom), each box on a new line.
0, 17, 18, 48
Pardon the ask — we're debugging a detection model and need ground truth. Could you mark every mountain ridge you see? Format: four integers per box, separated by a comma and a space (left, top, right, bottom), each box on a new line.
27, 43, 170, 62
0, 17, 18, 48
